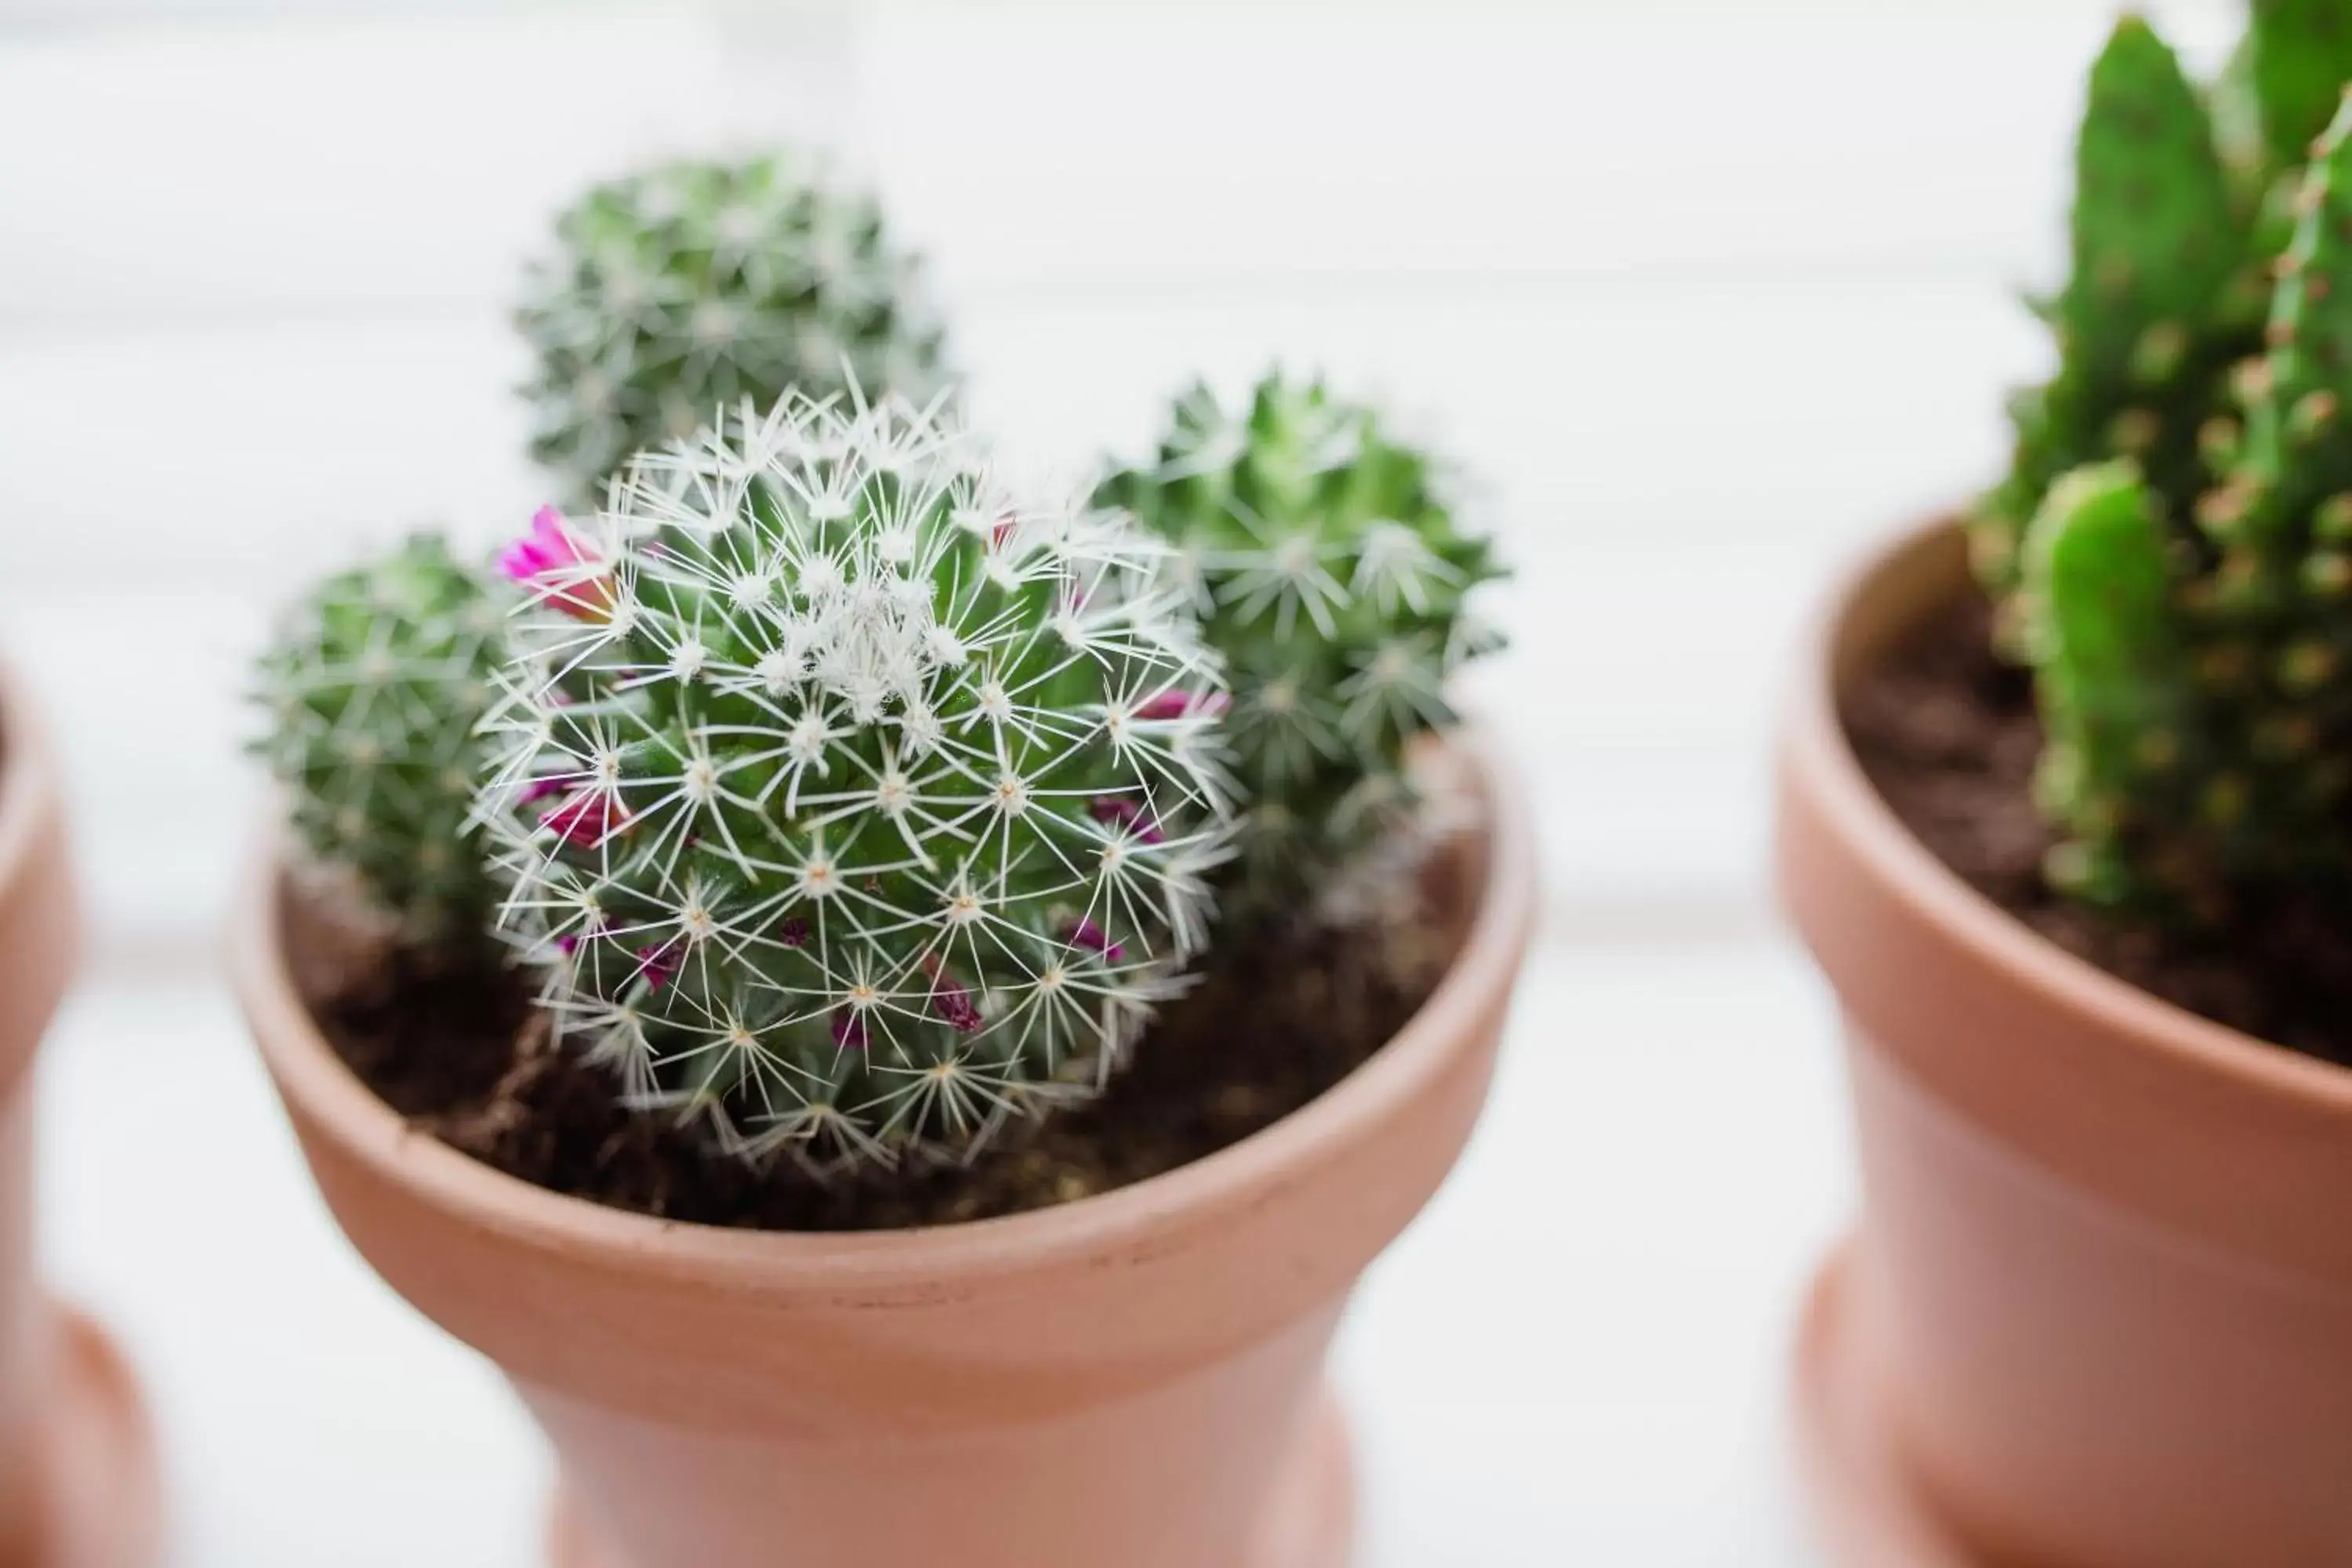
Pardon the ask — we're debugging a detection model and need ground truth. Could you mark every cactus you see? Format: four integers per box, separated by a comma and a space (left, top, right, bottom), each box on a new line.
477, 392, 1232, 1174
1095, 373, 1504, 906
2020, 83, 2352, 923
2248, 0, 2352, 176
1972, 16, 2253, 625
2020, 463, 2211, 913
517, 153, 952, 513
252, 533, 505, 939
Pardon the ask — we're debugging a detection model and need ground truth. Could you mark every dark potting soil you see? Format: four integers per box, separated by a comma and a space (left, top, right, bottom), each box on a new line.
294, 870, 1454, 1232
1845, 592, 2352, 1069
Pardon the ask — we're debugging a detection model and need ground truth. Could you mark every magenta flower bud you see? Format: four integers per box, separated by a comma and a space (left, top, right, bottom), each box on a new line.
1089, 794, 1165, 845
777, 916, 809, 949
633, 944, 680, 991
830, 1010, 869, 1050
541, 789, 632, 847
920, 953, 985, 1033
1067, 917, 1125, 963
502, 506, 616, 622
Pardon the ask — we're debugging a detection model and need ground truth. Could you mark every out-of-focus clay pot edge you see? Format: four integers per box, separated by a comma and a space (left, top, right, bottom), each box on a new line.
1784, 515, 2352, 1114
1780, 517, 2352, 1294
1789, 1238, 1984, 1568
231, 728, 1538, 1294
0, 659, 78, 1107
42, 1301, 162, 1568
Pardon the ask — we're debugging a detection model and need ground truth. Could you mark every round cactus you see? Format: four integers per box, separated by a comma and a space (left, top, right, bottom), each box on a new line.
516, 152, 953, 512
252, 533, 505, 939
479, 392, 1232, 1174
1095, 372, 1504, 905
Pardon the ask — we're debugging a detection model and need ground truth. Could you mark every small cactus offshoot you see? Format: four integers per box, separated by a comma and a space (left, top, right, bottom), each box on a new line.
252, 533, 505, 939
2016, 40, 2352, 924
516, 152, 952, 512
478, 392, 1232, 1174
1096, 372, 1504, 906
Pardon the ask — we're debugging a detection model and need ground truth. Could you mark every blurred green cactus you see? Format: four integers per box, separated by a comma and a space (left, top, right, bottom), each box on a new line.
252, 534, 505, 940
1972, 16, 2253, 629
2009, 10, 2352, 924
517, 152, 951, 512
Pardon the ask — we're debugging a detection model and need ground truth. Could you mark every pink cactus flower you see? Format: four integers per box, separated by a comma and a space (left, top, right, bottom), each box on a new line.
502, 506, 616, 622
920, 953, 985, 1034
1136, 688, 1227, 722
541, 789, 632, 848
518, 773, 573, 805
634, 944, 680, 992
777, 916, 810, 949
830, 1010, 869, 1049
1089, 794, 1165, 845
1067, 917, 1125, 964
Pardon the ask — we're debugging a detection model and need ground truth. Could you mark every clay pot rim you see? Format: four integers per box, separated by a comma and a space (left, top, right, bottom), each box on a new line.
1795, 513, 2352, 1114
232, 728, 1538, 1283
0, 654, 50, 926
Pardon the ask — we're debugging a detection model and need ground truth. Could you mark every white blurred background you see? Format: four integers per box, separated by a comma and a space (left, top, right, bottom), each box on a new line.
0, 2, 2245, 1563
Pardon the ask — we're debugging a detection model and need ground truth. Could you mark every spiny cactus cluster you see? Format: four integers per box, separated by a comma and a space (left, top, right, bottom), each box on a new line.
1997, 6, 2352, 923
516, 152, 952, 512
476, 394, 1232, 1171
1096, 373, 1504, 904
252, 534, 506, 940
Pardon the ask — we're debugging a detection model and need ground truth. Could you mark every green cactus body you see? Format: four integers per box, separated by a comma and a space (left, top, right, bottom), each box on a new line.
1974, 17, 2252, 619
481, 394, 1232, 1174
2022, 74, 2352, 924
2198, 92, 2352, 880
517, 154, 952, 513
2023, 463, 2211, 910
1094, 374, 1504, 905
252, 534, 504, 939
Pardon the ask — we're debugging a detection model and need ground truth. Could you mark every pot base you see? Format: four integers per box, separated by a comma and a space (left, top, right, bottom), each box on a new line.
546, 1386, 1358, 1568
1791, 1240, 1987, 1568
38, 1302, 161, 1568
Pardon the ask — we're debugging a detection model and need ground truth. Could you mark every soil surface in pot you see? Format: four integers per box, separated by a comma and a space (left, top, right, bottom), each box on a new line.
290, 866, 1454, 1232
1847, 591, 2352, 1069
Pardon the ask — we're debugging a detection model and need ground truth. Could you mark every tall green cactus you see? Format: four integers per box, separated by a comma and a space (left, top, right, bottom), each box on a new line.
1972, 16, 2253, 626
2022, 69, 2352, 924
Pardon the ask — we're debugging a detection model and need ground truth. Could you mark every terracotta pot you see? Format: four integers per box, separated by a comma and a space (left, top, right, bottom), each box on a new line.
0, 660, 159, 1568
1777, 518, 2352, 1567
233, 736, 1536, 1568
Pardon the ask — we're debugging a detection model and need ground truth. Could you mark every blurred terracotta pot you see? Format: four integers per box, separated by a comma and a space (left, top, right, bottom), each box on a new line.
233, 737, 1535, 1568
1778, 519, 2352, 1567
0, 660, 158, 1568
